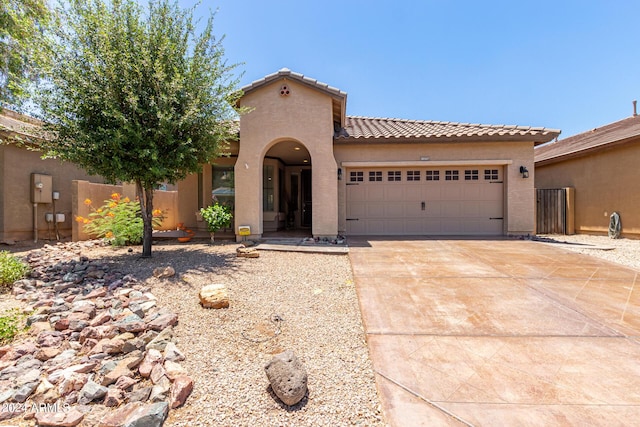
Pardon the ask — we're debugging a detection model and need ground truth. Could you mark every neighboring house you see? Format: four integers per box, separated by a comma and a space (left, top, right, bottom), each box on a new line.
175, 68, 560, 240
0, 108, 106, 242
535, 112, 640, 238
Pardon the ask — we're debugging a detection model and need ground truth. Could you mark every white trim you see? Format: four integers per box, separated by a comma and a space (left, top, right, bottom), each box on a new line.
341, 160, 513, 168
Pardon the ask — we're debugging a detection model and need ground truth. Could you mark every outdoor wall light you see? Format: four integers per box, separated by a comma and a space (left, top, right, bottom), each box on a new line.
338, 168, 342, 180
519, 166, 529, 178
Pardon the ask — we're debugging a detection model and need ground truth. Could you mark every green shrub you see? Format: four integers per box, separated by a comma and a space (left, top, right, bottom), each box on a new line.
0, 251, 30, 290
76, 193, 163, 246
200, 203, 233, 233
0, 308, 28, 345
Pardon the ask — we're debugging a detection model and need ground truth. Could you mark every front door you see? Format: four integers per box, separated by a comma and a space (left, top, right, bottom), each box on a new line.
301, 169, 312, 227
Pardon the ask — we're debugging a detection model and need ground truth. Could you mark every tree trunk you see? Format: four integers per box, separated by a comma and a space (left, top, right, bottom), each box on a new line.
136, 180, 154, 258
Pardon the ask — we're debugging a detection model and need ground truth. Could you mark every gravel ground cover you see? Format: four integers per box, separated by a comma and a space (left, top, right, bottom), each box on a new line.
3, 233, 637, 426
0, 240, 384, 426
535, 234, 640, 271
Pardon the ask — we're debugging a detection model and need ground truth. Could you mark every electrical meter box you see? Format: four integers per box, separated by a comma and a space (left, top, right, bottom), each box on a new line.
31, 173, 53, 204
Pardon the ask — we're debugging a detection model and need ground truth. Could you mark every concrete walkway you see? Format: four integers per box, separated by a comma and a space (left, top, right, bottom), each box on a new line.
349, 237, 640, 426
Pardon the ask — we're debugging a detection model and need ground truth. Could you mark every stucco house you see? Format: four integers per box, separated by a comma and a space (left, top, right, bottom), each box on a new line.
0, 109, 109, 243
176, 69, 561, 240
535, 111, 640, 238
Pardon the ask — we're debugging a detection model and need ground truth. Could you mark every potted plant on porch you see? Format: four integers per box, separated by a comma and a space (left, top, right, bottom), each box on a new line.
200, 203, 233, 242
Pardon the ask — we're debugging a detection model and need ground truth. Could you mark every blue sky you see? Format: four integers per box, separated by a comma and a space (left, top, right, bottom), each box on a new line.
179, 0, 640, 139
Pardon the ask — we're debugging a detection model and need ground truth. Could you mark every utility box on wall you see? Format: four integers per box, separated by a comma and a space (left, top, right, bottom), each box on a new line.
31, 173, 53, 204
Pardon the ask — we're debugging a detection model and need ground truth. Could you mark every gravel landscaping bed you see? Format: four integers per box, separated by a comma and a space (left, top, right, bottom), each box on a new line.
535, 234, 640, 271
0, 240, 384, 426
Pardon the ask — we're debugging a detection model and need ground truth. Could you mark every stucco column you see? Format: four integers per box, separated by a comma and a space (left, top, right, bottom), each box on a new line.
234, 150, 263, 241
310, 150, 339, 238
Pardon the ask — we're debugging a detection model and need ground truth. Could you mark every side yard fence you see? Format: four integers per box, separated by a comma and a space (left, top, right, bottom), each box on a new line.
72, 180, 178, 241
536, 187, 575, 235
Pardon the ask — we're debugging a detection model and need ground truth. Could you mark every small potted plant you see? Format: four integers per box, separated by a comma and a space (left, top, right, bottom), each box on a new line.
199, 203, 233, 242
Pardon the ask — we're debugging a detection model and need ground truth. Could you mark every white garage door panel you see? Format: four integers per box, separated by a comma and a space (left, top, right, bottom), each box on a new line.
346, 166, 504, 235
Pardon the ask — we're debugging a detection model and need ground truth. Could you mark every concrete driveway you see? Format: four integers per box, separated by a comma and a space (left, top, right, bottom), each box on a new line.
349, 237, 640, 426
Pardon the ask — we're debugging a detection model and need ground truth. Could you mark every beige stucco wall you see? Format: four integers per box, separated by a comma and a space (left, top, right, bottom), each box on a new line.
72, 180, 178, 241
334, 140, 536, 235
177, 154, 238, 233
0, 144, 106, 242
536, 140, 640, 237
236, 78, 338, 239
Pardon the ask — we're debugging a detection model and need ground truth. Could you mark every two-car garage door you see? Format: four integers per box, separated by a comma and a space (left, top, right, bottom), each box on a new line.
346, 166, 504, 235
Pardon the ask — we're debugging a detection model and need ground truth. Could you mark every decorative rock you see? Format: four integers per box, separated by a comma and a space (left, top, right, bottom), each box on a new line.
122, 337, 146, 354
1, 341, 37, 361
103, 387, 125, 407
67, 311, 90, 322
1, 242, 191, 424
139, 300, 157, 313
237, 246, 260, 258
71, 300, 96, 318
146, 327, 173, 352
36, 346, 62, 361
163, 342, 185, 362
101, 364, 133, 386
37, 331, 64, 347
35, 409, 84, 426
0, 403, 23, 421
98, 401, 168, 427
128, 302, 145, 318
170, 375, 193, 409
264, 350, 308, 406
164, 360, 187, 380
54, 319, 70, 331
116, 314, 146, 333
147, 312, 178, 331
48, 362, 97, 384
149, 376, 171, 402
128, 386, 152, 403
68, 319, 90, 332
90, 311, 112, 327
199, 284, 229, 309
150, 363, 167, 385
102, 338, 125, 355
57, 372, 88, 397
153, 266, 175, 278
13, 380, 39, 402
139, 349, 163, 378
30, 321, 53, 334
82, 287, 107, 300
78, 380, 108, 404
114, 375, 137, 390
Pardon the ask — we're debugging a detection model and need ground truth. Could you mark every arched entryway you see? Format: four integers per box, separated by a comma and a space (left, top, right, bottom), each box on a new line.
262, 140, 312, 233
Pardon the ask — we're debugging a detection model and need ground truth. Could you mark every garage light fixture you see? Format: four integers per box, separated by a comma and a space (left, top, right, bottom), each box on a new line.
519, 166, 529, 178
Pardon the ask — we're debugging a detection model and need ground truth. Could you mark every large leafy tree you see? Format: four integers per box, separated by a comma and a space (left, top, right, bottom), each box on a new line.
37, 0, 242, 257
0, 0, 51, 106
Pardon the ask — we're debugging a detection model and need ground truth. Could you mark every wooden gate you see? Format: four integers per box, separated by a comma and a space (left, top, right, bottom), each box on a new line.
536, 188, 567, 234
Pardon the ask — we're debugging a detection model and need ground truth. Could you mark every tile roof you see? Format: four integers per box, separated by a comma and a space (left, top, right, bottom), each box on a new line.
535, 115, 640, 165
0, 109, 43, 145
241, 68, 346, 99
336, 116, 560, 144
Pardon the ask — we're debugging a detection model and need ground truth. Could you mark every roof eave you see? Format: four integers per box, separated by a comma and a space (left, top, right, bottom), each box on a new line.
535, 135, 640, 166
241, 69, 347, 101
334, 132, 560, 145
